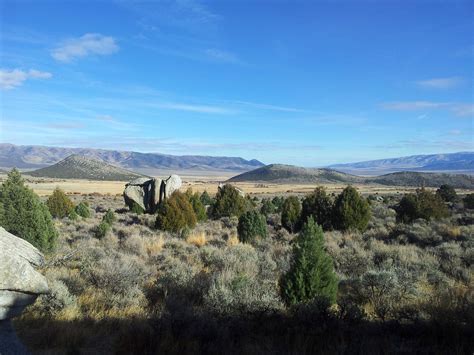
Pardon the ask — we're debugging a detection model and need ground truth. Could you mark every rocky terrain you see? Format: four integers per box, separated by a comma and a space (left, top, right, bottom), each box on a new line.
27, 155, 145, 181
329, 152, 474, 175
229, 164, 474, 189
0, 227, 48, 354
0, 143, 264, 172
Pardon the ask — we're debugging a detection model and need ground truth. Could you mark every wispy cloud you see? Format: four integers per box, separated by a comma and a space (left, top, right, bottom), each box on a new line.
0, 69, 52, 90
374, 139, 473, 150
415, 76, 464, 89
204, 49, 241, 64
157, 102, 236, 114
233, 100, 307, 113
381, 101, 473, 117
51, 33, 119, 62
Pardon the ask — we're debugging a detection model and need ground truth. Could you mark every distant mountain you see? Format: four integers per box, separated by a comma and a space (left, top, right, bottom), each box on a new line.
27, 155, 145, 181
228, 164, 474, 189
0, 143, 264, 172
329, 152, 474, 175
228, 164, 362, 184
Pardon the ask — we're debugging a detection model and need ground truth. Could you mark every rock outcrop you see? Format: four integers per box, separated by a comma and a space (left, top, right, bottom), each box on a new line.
0, 227, 49, 354
123, 175, 182, 213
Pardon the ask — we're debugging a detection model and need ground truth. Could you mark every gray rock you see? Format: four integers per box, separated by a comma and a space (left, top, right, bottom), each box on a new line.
123, 175, 181, 213
163, 175, 182, 200
0, 227, 49, 354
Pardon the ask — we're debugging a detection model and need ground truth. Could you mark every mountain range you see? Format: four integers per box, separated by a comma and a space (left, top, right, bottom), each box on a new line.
228, 164, 474, 189
328, 152, 474, 175
0, 143, 264, 172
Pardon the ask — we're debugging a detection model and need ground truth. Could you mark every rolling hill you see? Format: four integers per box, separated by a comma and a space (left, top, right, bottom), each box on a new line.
0, 143, 264, 172
228, 164, 363, 184
328, 152, 474, 175
228, 164, 474, 189
27, 155, 146, 181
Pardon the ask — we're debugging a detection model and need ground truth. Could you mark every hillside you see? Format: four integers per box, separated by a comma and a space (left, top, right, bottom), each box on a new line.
228, 164, 474, 189
370, 171, 474, 189
329, 152, 474, 175
0, 143, 264, 172
228, 164, 362, 184
27, 155, 145, 181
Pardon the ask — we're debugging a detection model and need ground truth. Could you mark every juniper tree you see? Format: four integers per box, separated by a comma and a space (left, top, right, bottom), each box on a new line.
46, 187, 74, 218
237, 210, 268, 243
0, 169, 58, 252
300, 187, 334, 230
281, 196, 301, 233
332, 186, 371, 232
280, 217, 338, 306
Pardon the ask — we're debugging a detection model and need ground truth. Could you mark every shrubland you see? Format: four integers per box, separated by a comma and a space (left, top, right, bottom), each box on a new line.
3, 174, 472, 354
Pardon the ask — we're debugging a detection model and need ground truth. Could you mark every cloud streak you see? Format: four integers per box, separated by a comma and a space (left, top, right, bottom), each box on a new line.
0, 69, 52, 90
51, 33, 119, 62
415, 76, 464, 89
381, 101, 473, 117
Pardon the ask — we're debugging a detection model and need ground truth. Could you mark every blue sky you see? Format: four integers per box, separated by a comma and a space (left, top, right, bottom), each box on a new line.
0, 0, 472, 166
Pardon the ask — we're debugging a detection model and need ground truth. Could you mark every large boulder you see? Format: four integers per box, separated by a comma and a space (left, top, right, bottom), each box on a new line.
0, 227, 49, 354
123, 175, 181, 213
163, 175, 182, 200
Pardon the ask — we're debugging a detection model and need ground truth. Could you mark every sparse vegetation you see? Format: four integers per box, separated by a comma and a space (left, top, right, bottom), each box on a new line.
7, 181, 473, 354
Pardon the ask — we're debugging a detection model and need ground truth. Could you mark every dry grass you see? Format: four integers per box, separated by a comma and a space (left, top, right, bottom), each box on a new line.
227, 233, 240, 246
186, 231, 207, 247
6, 172, 472, 197
145, 236, 165, 256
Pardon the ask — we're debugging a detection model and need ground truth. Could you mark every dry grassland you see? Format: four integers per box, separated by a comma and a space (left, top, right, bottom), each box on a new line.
1, 173, 472, 197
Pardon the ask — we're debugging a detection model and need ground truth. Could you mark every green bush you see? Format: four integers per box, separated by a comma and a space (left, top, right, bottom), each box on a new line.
272, 196, 285, 213
75, 201, 91, 218
0, 169, 57, 252
210, 184, 246, 219
130, 201, 144, 215
95, 221, 111, 239
155, 191, 197, 233
301, 187, 333, 230
200, 190, 213, 205
332, 186, 371, 232
464, 193, 474, 209
436, 184, 457, 203
396, 188, 449, 223
280, 217, 338, 306
102, 209, 116, 224
237, 210, 268, 243
190, 193, 207, 222
281, 196, 301, 233
46, 187, 74, 218
68, 209, 79, 221
260, 198, 276, 216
